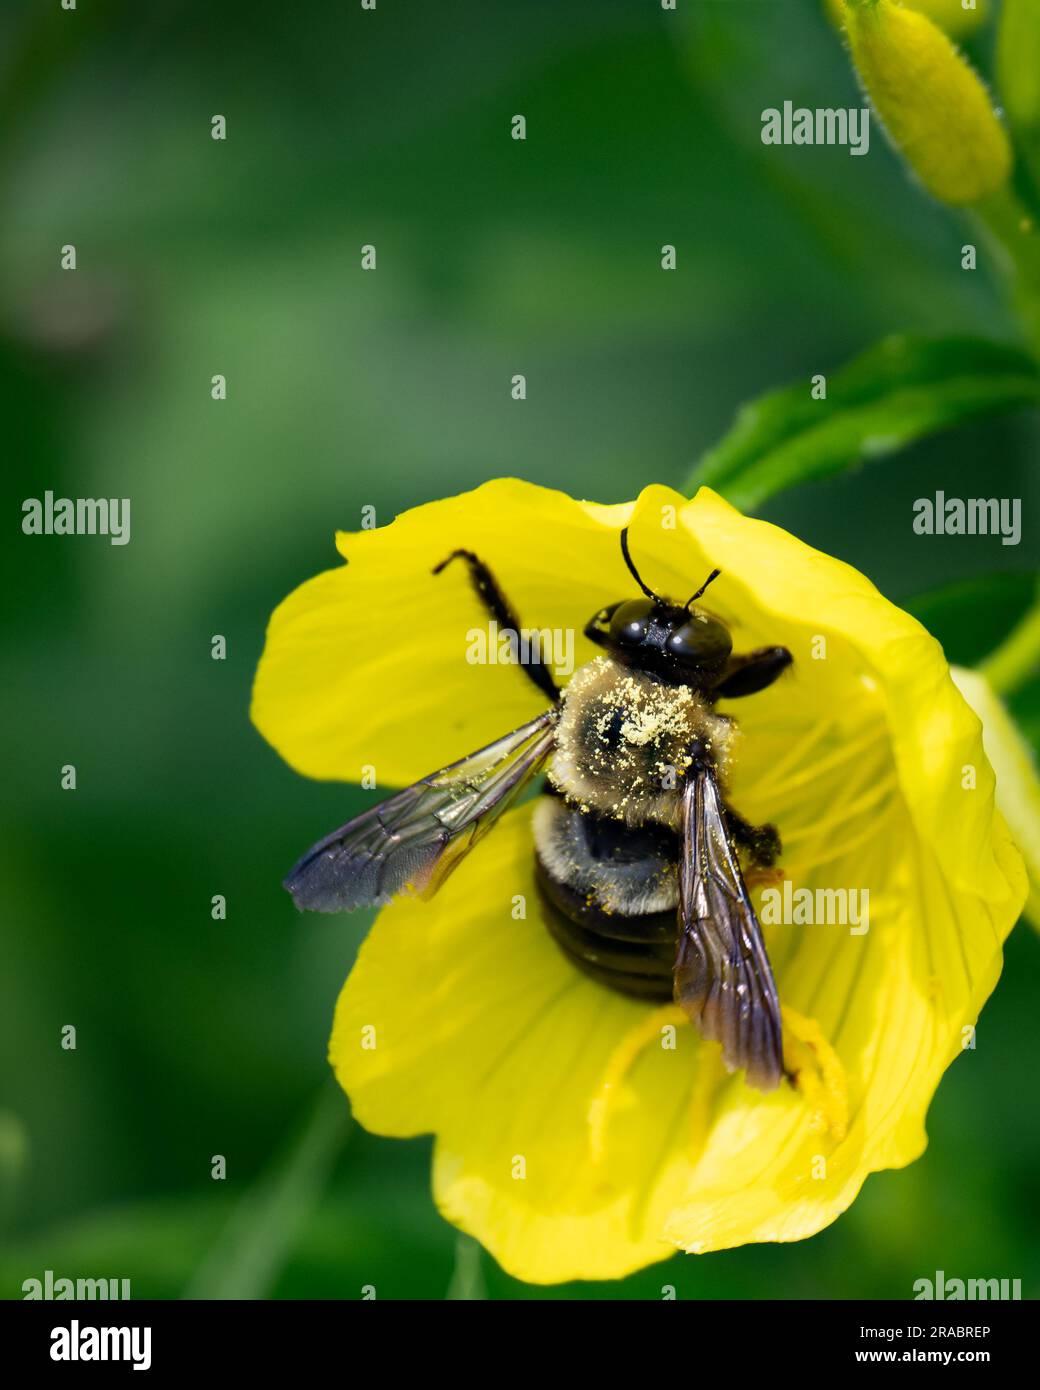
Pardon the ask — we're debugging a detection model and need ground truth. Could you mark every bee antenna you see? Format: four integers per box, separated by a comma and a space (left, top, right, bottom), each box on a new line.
619, 527, 665, 603
685, 568, 721, 608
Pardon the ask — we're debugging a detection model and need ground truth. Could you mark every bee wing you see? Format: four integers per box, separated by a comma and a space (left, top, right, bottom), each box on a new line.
675, 765, 783, 1091
284, 709, 559, 913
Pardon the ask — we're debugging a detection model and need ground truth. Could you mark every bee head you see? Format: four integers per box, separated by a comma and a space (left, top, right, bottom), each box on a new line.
584, 531, 732, 683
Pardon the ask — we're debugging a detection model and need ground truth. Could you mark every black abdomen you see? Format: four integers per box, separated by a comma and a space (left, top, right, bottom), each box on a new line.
531, 794, 679, 1002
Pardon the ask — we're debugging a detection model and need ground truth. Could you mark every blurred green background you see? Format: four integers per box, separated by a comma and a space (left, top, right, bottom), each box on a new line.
2, 0, 1038, 1299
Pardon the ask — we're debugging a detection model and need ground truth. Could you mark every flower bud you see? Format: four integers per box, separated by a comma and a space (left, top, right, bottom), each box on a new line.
827, 0, 987, 41
843, 0, 1012, 205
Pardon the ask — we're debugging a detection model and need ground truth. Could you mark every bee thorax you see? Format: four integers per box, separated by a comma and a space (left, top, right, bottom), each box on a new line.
548, 656, 736, 829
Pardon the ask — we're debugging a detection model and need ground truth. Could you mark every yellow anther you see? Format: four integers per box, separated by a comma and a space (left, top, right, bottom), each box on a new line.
588, 1004, 687, 1164
589, 1001, 850, 1165
685, 1046, 724, 1164
745, 866, 785, 893
782, 1005, 849, 1142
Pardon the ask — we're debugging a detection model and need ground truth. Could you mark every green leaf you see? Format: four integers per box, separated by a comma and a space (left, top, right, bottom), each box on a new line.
903, 573, 1039, 671
686, 336, 1040, 512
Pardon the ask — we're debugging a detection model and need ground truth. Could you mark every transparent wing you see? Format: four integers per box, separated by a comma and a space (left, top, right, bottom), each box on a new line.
675, 765, 783, 1091
284, 710, 559, 913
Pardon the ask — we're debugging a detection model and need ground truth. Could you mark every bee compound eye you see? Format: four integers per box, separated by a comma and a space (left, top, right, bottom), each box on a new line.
608, 599, 653, 647
618, 618, 648, 644
666, 615, 733, 667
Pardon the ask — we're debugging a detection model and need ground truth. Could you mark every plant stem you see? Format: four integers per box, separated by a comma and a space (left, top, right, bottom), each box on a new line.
974, 185, 1040, 360
183, 1081, 351, 1300
979, 589, 1040, 696
445, 1234, 488, 1300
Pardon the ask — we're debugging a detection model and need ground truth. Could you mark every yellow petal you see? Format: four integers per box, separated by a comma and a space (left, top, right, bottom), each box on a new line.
951, 667, 1040, 928
664, 774, 1023, 1253
251, 479, 632, 788
331, 808, 705, 1282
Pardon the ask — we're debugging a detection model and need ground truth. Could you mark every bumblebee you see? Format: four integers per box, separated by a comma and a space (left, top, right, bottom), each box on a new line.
284, 531, 793, 1090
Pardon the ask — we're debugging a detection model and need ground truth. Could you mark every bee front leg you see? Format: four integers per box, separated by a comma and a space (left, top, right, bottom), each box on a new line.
714, 646, 792, 699
432, 549, 561, 702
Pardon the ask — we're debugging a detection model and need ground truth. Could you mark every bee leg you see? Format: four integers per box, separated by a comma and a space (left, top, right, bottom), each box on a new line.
713, 646, 792, 699
745, 864, 785, 892
723, 805, 781, 868
432, 549, 561, 701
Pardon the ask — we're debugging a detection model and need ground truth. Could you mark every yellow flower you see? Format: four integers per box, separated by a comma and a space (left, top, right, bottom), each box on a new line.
841, 0, 1011, 206
251, 481, 1025, 1283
